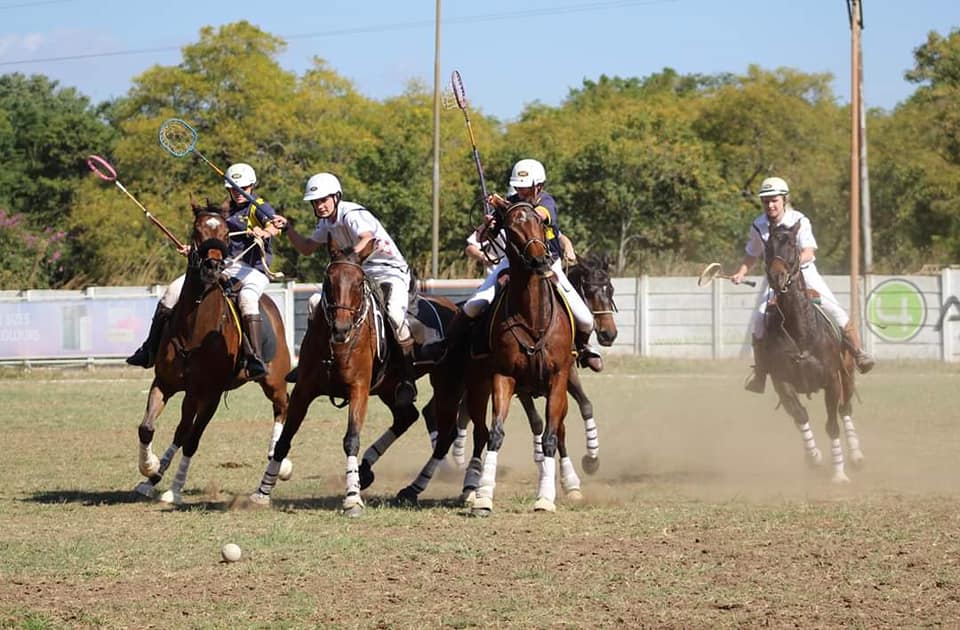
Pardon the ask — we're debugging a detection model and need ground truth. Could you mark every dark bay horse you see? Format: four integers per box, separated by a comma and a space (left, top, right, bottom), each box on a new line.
447, 252, 619, 491
400, 201, 576, 515
761, 222, 864, 482
134, 201, 292, 504
249, 243, 456, 516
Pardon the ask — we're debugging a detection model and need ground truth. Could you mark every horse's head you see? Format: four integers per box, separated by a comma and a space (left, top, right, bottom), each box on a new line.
189, 200, 230, 287
501, 202, 551, 275
571, 253, 619, 346
765, 222, 803, 294
322, 236, 369, 343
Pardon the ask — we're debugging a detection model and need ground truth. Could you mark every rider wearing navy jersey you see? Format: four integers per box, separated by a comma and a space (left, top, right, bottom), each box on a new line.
126, 162, 282, 380
450, 158, 603, 371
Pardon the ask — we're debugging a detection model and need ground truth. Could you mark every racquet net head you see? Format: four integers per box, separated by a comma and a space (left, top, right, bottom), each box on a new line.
441, 88, 458, 111
86, 155, 118, 182
451, 70, 468, 109
697, 262, 722, 287
158, 118, 198, 158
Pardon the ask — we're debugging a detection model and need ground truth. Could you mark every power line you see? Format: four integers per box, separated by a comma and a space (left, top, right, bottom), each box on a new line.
0, 0, 675, 66
0, 0, 76, 10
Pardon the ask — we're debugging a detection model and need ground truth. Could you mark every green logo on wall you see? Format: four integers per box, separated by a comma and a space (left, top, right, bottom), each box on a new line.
865, 279, 927, 342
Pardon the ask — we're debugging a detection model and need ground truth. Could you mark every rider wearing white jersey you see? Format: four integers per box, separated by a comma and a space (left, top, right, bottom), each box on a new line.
273, 173, 418, 405
731, 176, 875, 393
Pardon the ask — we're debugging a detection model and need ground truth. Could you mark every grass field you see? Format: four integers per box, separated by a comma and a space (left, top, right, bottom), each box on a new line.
1, 358, 959, 628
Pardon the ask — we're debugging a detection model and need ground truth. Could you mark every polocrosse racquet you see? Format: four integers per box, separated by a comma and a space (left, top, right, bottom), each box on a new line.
86, 155, 185, 250
698, 262, 757, 287
451, 70, 492, 216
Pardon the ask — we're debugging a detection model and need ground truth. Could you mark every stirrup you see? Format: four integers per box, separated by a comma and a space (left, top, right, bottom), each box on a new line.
246, 357, 267, 381
855, 352, 875, 374
284, 367, 299, 383
577, 347, 603, 372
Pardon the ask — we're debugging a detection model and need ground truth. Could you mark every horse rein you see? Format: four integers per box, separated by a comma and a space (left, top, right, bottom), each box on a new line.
503, 203, 552, 272
321, 260, 373, 347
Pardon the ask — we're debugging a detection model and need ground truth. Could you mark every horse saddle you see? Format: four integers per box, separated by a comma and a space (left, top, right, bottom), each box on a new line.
405, 294, 446, 365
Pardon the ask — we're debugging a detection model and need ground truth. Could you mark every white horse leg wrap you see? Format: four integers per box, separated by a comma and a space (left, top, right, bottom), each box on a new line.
842, 415, 862, 453
831, 437, 844, 474
475, 451, 499, 500
158, 444, 179, 476
537, 456, 557, 503
257, 458, 282, 496
452, 428, 468, 462
267, 422, 284, 459
799, 423, 816, 452
410, 457, 443, 494
362, 429, 397, 467
583, 418, 599, 458
533, 432, 545, 463
559, 456, 581, 492
345, 455, 361, 498
170, 455, 191, 493
463, 456, 483, 491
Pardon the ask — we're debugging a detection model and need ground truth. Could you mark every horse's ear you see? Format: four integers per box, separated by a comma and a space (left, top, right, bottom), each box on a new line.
356, 238, 375, 262
217, 199, 230, 218
326, 233, 336, 259
190, 194, 201, 215
790, 222, 802, 238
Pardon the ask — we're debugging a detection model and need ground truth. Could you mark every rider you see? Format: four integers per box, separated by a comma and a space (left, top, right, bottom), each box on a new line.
448, 158, 603, 372
273, 172, 419, 405
731, 176, 875, 393
126, 162, 282, 381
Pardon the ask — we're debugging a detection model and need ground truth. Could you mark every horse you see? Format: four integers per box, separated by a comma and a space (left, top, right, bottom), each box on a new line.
446, 252, 619, 485
399, 201, 576, 515
761, 221, 865, 483
134, 201, 292, 504
249, 240, 457, 517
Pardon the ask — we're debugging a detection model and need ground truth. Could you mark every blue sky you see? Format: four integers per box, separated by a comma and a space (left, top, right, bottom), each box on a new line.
0, 0, 956, 120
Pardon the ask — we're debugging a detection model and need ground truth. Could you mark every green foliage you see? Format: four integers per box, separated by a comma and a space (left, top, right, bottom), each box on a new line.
0, 208, 69, 289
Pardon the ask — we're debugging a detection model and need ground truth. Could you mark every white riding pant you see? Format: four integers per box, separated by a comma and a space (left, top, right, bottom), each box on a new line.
751, 263, 849, 338
308, 270, 411, 341
463, 258, 593, 333
159, 262, 269, 316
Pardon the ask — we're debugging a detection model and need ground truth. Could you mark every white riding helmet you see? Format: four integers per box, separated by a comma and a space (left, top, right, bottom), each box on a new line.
303, 172, 342, 201
509, 158, 546, 189
224, 163, 257, 188
758, 176, 790, 198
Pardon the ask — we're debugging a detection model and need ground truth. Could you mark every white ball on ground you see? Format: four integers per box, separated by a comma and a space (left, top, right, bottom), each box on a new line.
221, 543, 242, 563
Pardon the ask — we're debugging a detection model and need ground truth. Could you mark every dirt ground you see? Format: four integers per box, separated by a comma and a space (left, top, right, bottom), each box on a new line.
1, 359, 958, 628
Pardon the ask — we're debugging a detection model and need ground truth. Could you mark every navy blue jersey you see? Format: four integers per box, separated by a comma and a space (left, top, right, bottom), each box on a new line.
225, 196, 277, 273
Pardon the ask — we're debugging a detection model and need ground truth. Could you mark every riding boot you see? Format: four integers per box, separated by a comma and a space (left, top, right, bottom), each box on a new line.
126, 303, 173, 368
394, 335, 418, 407
842, 321, 875, 374
575, 329, 604, 372
243, 314, 268, 382
744, 337, 767, 394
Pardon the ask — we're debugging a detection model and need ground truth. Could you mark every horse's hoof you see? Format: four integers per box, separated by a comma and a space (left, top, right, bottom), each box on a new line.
533, 497, 557, 513
460, 489, 477, 507
133, 481, 157, 500
831, 471, 851, 484
343, 504, 364, 518
139, 453, 160, 478
849, 452, 865, 469
471, 495, 493, 512
394, 487, 420, 508
565, 488, 584, 503
278, 458, 294, 482
581, 454, 600, 476
359, 461, 375, 490
159, 489, 183, 505
806, 449, 823, 468
247, 492, 272, 507
470, 506, 492, 518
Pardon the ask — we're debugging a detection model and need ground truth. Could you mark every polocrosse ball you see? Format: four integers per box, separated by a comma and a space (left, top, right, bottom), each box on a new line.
221, 543, 242, 563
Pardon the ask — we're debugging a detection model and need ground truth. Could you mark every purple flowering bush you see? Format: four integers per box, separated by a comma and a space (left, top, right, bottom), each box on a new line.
0, 208, 69, 289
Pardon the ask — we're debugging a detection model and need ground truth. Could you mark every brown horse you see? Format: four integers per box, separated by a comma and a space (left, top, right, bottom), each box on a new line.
134, 201, 292, 504
444, 252, 619, 496
399, 201, 575, 515
761, 222, 864, 482
249, 242, 456, 516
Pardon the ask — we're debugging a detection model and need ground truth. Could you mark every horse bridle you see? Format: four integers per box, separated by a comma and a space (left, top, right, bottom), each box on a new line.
768, 253, 801, 294
502, 202, 551, 272
321, 259, 372, 345
575, 275, 618, 316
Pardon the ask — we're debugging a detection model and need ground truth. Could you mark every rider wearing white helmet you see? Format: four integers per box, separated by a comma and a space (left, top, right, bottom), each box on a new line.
126, 162, 282, 380
731, 176, 875, 393
273, 173, 418, 405
449, 158, 603, 371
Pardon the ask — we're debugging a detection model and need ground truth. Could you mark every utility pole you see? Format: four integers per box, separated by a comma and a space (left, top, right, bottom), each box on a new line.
858, 11, 873, 274
847, 0, 863, 327
431, 0, 442, 279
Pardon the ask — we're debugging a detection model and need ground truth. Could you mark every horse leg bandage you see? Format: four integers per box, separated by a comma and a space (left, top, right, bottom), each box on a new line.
583, 417, 599, 458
